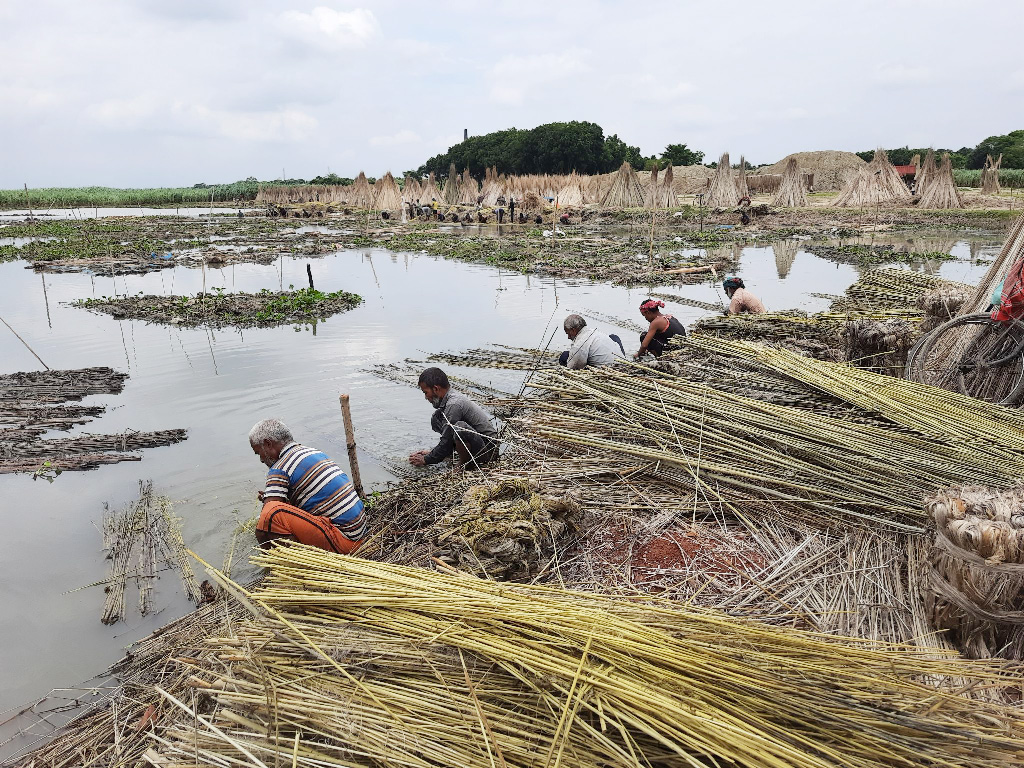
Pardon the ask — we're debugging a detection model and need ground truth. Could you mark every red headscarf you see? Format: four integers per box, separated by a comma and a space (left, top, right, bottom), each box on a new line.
640, 299, 665, 312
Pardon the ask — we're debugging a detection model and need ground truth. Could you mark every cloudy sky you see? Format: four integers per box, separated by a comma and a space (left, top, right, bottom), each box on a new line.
2, 0, 1020, 188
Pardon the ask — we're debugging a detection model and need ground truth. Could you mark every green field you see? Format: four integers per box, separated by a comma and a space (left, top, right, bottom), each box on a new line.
0, 181, 261, 209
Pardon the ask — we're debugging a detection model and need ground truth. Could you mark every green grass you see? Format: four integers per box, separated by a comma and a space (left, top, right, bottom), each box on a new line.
952, 169, 1024, 189
0, 181, 262, 210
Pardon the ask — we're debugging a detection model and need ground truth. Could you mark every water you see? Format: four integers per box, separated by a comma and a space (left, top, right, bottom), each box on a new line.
0, 207, 254, 221
0, 232, 999, 712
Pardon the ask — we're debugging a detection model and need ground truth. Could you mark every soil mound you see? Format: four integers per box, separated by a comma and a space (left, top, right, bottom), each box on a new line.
754, 150, 866, 191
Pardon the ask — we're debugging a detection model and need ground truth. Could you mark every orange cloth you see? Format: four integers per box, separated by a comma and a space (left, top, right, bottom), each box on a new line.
257, 501, 362, 554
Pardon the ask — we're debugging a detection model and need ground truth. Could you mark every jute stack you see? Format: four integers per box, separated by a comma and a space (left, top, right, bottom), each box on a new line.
924, 484, 1024, 659
981, 154, 1002, 195
917, 283, 971, 332
842, 317, 916, 375
480, 167, 502, 205
735, 155, 750, 197
433, 479, 582, 581
459, 168, 478, 204
833, 148, 912, 207
916, 149, 937, 196
773, 157, 808, 207
443, 162, 460, 205
557, 171, 585, 207
420, 172, 443, 203
918, 153, 964, 209
373, 171, 403, 211
348, 171, 374, 208
403, 174, 422, 202
706, 152, 737, 207
658, 163, 678, 207
600, 161, 645, 207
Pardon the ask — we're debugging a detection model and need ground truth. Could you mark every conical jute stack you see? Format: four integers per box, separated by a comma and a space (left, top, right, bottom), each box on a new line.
655, 163, 677, 207
600, 161, 645, 207
981, 154, 1002, 195
706, 153, 737, 207
918, 153, 964, 209
459, 168, 478, 205
373, 171, 403, 211
916, 149, 937, 197
443, 162, 460, 205
735, 155, 749, 198
773, 157, 808, 207
348, 171, 374, 208
403, 174, 422, 202
833, 148, 912, 207
557, 171, 585, 207
420, 172, 442, 203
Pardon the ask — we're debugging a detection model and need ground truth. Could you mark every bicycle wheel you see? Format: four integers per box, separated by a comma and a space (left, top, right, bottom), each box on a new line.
908, 313, 1024, 405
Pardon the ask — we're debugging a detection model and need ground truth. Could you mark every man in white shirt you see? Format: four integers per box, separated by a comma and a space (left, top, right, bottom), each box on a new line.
558, 314, 624, 369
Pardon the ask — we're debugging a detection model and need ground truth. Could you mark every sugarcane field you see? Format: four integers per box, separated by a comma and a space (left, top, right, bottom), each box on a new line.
6, 4, 1024, 768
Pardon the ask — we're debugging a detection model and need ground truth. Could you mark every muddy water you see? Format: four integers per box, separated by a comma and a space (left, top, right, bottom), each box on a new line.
0, 229, 997, 712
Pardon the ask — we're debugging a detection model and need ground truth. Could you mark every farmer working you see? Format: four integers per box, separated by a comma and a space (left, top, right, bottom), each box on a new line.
559, 314, 624, 368
635, 299, 686, 358
723, 277, 766, 315
249, 419, 366, 553
409, 367, 500, 470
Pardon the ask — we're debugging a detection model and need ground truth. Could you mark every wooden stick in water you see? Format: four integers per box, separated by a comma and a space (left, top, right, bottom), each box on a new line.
339, 394, 364, 498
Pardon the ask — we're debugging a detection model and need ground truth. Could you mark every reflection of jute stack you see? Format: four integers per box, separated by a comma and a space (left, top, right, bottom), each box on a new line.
918, 153, 964, 209
773, 238, 798, 278
924, 485, 1024, 659
706, 152, 737, 207
773, 157, 808, 207
434, 479, 582, 581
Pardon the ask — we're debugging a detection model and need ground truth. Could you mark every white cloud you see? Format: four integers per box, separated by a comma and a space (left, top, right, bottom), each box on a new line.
280, 7, 379, 49
86, 96, 160, 129
488, 50, 590, 105
873, 62, 931, 85
173, 103, 319, 142
370, 130, 422, 147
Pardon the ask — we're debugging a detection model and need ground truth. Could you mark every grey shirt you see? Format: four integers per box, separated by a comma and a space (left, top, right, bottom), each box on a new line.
424, 390, 498, 465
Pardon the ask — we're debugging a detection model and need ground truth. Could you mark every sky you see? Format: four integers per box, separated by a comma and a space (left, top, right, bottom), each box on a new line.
2, 0, 1021, 188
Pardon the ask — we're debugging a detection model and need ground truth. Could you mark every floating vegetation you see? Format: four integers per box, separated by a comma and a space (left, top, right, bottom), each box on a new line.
427, 344, 555, 370
0, 367, 186, 475
100, 480, 201, 624
806, 242, 956, 265
74, 287, 362, 328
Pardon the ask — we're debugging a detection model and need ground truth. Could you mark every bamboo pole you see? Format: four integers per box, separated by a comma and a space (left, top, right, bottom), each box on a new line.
339, 394, 364, 497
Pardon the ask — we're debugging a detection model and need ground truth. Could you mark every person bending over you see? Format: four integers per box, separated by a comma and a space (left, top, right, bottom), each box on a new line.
249, 419, 365, 553
558, 314, 624, 368
409, 367, 499, 470
635, 299, 686, 358
723, 277, 766, 315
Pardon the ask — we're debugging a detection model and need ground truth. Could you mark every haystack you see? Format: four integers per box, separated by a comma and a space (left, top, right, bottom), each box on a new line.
441, 163, 460, 205
420, 172, 442, 203
373, 171, 403, 212
918, 153, 964, 209
924, 484, 1024, 659
433, 479, 582, 581
735, 156, 749, 198
706, 153, 737, 207
348, 171, 374, 208
916, 149, 936, 196
833, 148, 912, 207
601, 161, 645, 208
772, 157, 808, 207
981, 154, 1002, 195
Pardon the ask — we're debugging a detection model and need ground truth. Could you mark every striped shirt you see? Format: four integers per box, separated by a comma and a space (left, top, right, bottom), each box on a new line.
264, 442, 366, 541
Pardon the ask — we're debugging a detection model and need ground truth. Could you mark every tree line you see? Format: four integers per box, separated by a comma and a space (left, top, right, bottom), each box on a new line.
857, 130, 1024, 170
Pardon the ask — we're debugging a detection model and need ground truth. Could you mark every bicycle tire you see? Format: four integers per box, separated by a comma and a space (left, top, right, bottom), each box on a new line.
908, 313, 1024, 405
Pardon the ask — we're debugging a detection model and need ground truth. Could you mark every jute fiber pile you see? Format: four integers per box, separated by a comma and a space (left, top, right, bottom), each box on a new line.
772, 157, 809, 207
918, 152, 964, 209
142, 547, 1024, 768
705, 152, 737, 207
924, 485, 1024, 659
842, 317, 916, 374
433, 479, 582, 580
372, 171, 403, 211
833, 148, 912, 207
917, 283, 971, 333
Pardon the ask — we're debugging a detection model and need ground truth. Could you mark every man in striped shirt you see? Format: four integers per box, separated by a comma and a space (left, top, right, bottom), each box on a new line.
249, 419, 366, 553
